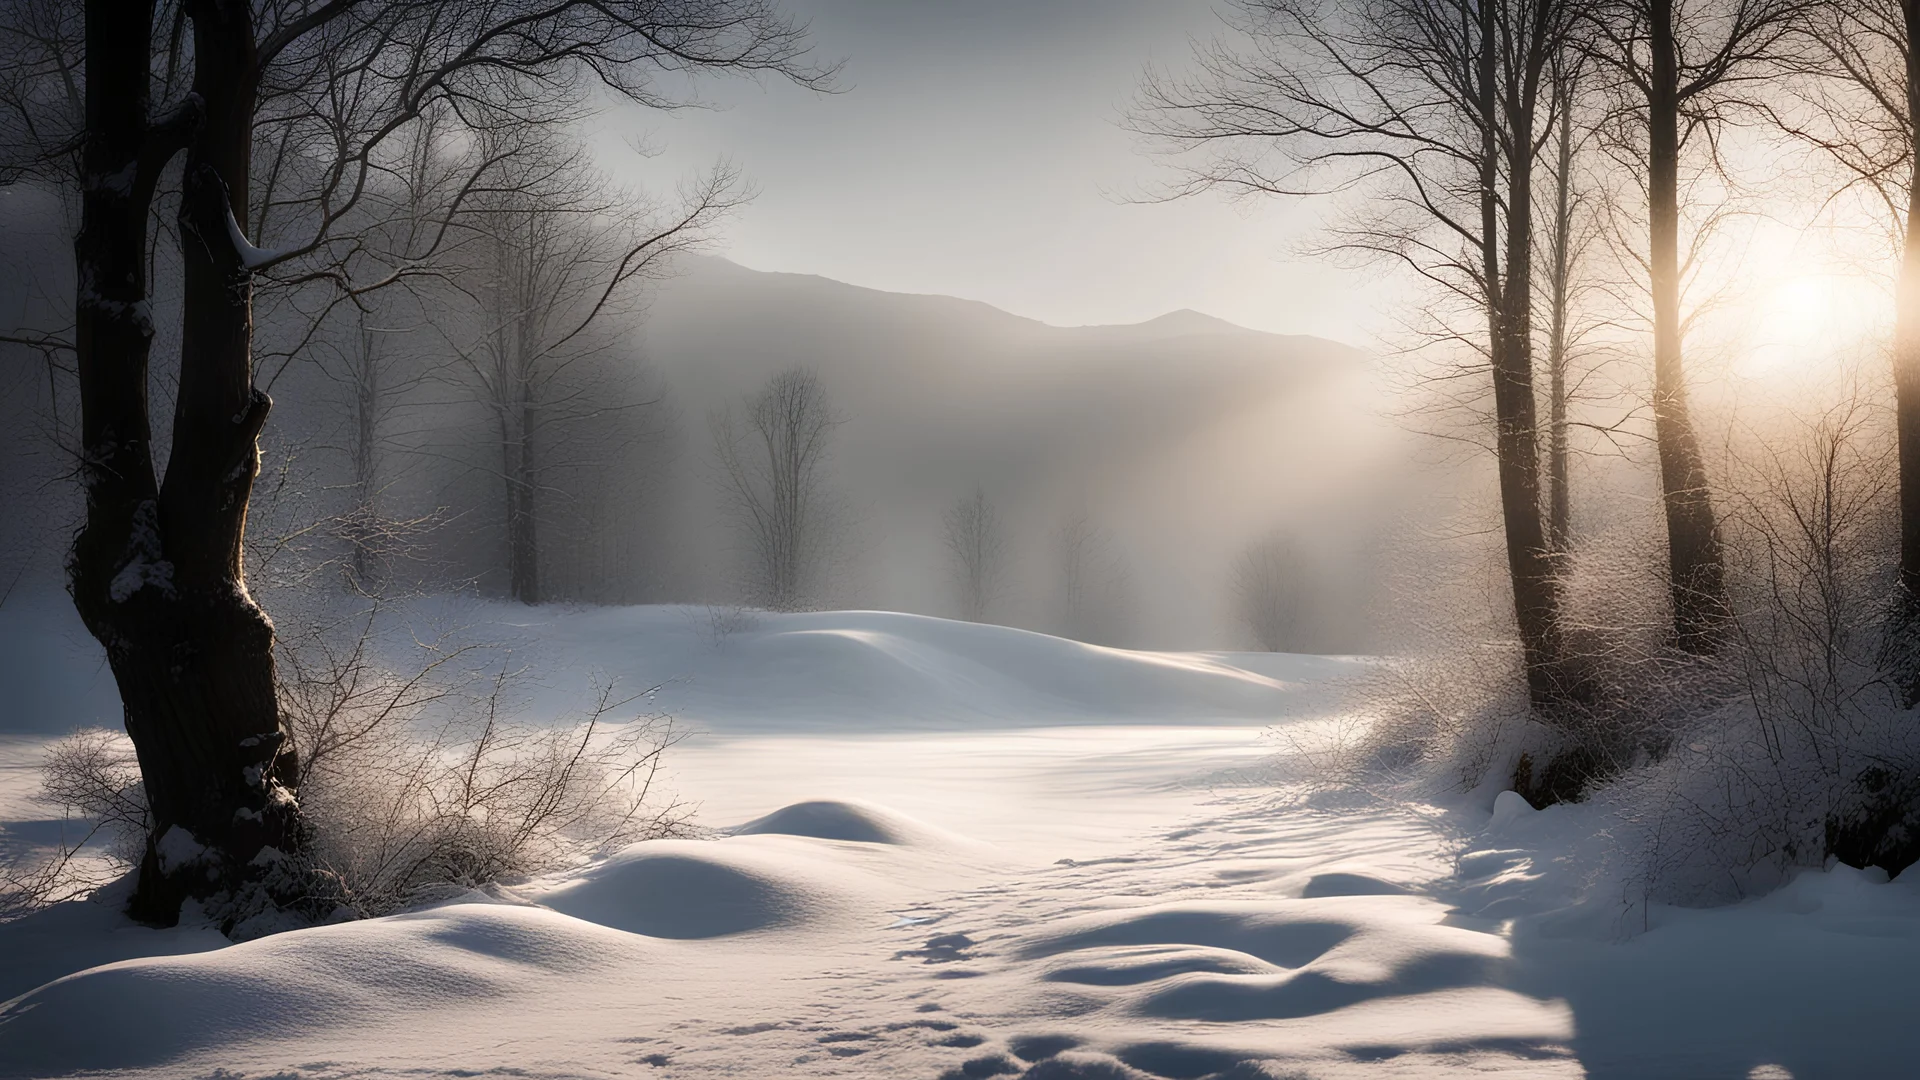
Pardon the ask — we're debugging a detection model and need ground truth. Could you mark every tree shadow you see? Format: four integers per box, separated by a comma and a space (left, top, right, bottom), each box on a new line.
1505, 904, 1920, 1079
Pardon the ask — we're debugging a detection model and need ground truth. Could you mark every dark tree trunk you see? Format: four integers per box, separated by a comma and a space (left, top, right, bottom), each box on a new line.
1896, 2, 1920, 604
348, 318, 380, 589
507, 394, 540, 604
69, 0, 304, 929
1647, 0, 1728, 653
1887, 1, 1920, 703
1478, 0, 1566, 707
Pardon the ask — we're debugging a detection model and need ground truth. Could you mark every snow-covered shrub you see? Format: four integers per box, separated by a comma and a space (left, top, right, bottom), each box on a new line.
703, 602, 762, 645
1612, 391, 1920, 902
1332, 480, 1687, 803
276, 607, 695, 917
0, 729, 146, 922
294, 680, 694, 917
38, 727, 149, 860
1338, 377, 1920, 908
8, 605, 694, 929
1298, 648, 1531, 795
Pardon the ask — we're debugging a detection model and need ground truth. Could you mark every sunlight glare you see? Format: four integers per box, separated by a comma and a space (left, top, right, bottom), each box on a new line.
1732, 271, 1872, 382
1760, 276, 1844, 346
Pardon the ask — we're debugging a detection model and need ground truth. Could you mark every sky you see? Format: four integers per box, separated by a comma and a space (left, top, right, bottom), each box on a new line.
586, 0, 1382, 343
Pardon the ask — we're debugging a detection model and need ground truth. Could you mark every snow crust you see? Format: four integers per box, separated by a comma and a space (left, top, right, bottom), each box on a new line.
1, 600, 1916, 1077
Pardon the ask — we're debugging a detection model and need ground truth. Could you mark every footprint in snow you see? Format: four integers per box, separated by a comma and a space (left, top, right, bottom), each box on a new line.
936, 1052, 1024, 1079
896, 932, 978, 964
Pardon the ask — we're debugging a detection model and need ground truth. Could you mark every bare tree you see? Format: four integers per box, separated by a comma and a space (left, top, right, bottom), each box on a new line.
1057, 511, 1129, 645
6, 0, 824, 929
1781, 2, 1920, 694
319, 310, 421, 591
711, 367, 843, 611
1544, 53, 1588, 555
1135, 0, 1578, 704
1582, 0, 1814, 651
317, 105, 477, 593
443, 131, 726, 605
1234, 531, 1312, 652
943, 484, 1006, 623
1534, 48, 1646, 560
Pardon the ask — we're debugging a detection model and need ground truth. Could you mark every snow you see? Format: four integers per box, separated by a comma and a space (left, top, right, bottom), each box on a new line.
413, 600, 1360, 734
222, 203, 285, 271
106, 500, 175, 604
152, 825, 209, 876
1, 599, 1917, 1077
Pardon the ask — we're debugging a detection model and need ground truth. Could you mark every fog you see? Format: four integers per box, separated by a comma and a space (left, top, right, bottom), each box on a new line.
4, 0, 1865, 665
641, 256, 1418, 648
0, 183, 1427, 651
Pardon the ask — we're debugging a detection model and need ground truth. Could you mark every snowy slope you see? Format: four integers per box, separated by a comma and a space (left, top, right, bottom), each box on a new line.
0, 593, 1364, 738
1, 604, 1917, 1079
403, 599, 1366, 733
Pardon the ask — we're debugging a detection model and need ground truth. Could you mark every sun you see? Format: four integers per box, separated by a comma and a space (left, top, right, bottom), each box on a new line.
1729, 272, 1875, 382
1759, 276, 1845, 347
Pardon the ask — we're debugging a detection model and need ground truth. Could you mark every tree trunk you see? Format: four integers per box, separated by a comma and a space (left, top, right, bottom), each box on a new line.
348, 317, 379, 589
508, 393, 540, 603
1896, 2, 1920, 603
1478, 1, 1565, 707
1648, 0, 1728, 653
1547, 69, 1575, 555
69, 0, 304, 929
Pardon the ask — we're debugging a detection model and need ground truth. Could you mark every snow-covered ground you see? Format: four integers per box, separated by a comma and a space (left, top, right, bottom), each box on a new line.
1, 599, 1917, 1078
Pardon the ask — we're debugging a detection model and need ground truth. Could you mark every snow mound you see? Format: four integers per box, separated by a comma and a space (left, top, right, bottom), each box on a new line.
0, 596, 1368, 738
1021, 905, 1355, 971
531, 838, 841, 938
1019, 898, 1510, 1024
526, 807, 981, 941
0, 903, 649, 1077
940, 893, 1572, 1077
0, 885, 226, 1004
1299, 871, 1410, 898
732, 798, 934, 845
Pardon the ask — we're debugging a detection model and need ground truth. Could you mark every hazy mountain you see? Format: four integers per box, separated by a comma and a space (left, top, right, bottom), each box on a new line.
638, 257, 1409, 649
0, 230, 1416, 651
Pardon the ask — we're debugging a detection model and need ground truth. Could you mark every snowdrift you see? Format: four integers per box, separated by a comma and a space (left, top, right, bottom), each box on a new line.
443, 602, 1359, 734
0, 595, 1364, 736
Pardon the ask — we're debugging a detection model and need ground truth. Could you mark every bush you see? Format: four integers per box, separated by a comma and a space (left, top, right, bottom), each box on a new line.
5, 603, 694, 929
0, 728, 146, 922
275, 605, 696, 917
293, 671, 694, 917
1316, 378, 1920, 912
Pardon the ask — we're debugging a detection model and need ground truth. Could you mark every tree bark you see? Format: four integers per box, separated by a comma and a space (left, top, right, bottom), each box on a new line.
1896, 1, 1920, 604
69, 0, 302, 929
1479, 0, 1566, 707
348, 317, 380, 589
1547, 66, 1576, 555
1647, 0, 1729, 653
506, 392, 540, 604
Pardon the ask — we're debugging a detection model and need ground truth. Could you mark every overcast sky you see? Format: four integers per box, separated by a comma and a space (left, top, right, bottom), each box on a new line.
587, 0, 1381, 342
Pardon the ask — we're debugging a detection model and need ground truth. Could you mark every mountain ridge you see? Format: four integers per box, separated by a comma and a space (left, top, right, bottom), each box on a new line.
662, 255, 1355, 352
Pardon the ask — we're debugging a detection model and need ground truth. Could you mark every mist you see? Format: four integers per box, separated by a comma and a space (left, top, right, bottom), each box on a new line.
1, 204, 1422, 653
